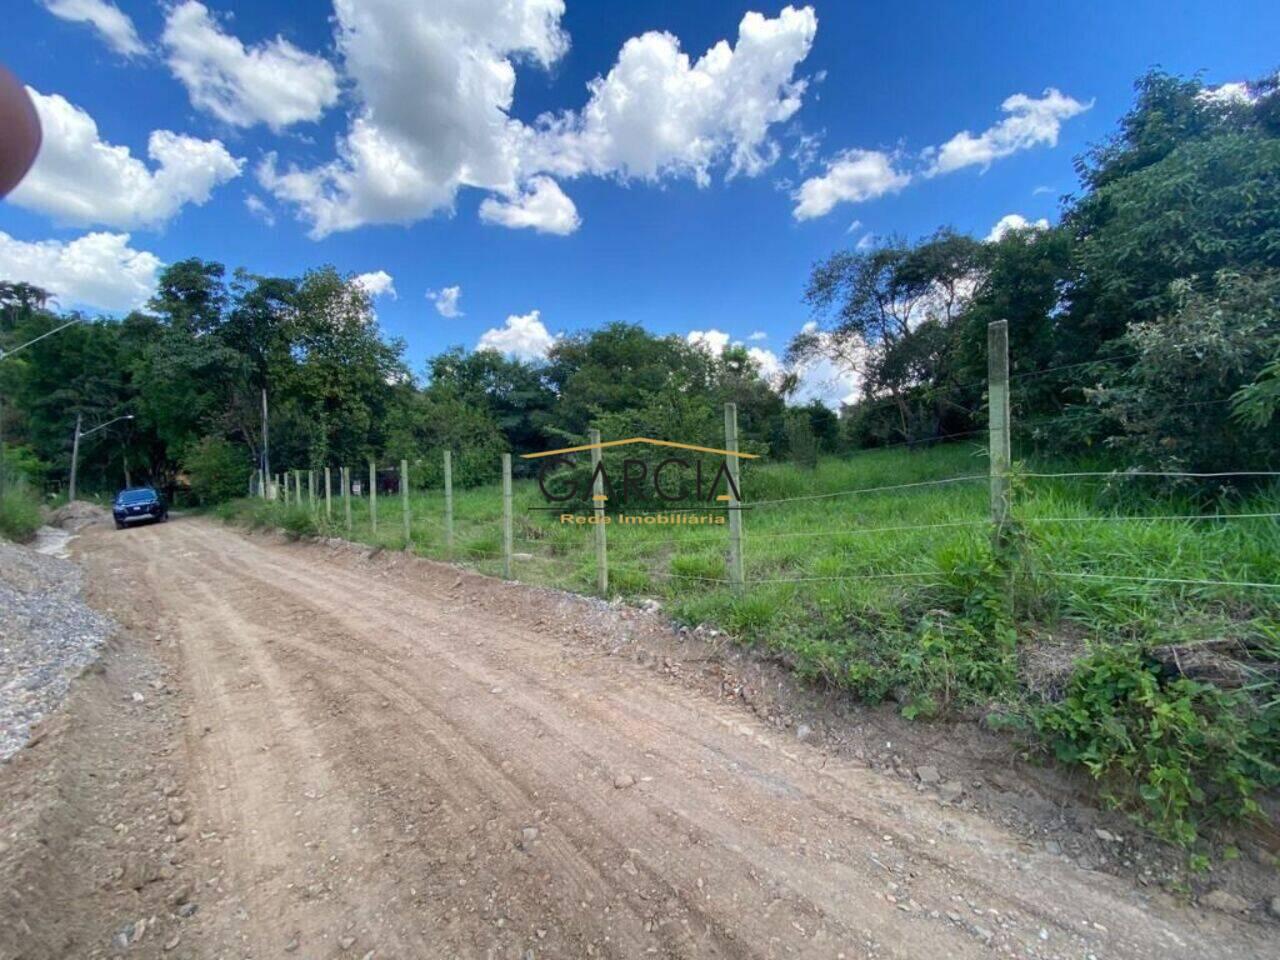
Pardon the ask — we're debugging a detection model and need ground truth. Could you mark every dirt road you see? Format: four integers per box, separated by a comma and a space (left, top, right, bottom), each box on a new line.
8, 517, 1276, 959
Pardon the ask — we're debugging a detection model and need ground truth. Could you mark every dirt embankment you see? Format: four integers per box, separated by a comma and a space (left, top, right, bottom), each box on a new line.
1, 516, 1277, 959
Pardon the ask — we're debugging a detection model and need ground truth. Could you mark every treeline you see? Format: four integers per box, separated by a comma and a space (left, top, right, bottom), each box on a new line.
1, 69, 1278, 504
0, 267, 803, 501
794, 70, 1280, 475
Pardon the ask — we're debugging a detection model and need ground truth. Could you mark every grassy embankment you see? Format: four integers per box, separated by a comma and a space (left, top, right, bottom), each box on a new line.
0, 484, 42, 542
217, 441, 1280, 849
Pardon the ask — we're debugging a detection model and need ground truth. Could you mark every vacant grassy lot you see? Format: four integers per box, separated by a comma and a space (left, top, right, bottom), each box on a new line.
219, 441, 1280, 848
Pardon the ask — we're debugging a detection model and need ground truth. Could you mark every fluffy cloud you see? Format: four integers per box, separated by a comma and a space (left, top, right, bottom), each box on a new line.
162, 1, 340, 131
986, 213, 1049, 242
40, 0, 144, 56
525, 6, 817, 185
686, 325, 859, 408
353, 270, 396, 299
792, 149, 910, 219
925, 88, 1091, 176
793, 87, 1089, 220
747, 330, 768, 341
478, 176, 580, 235
477, 309, 557, 360
260, 2, 817, 237
259, 0, 569, 237
0, 231, 161, 312
427, 285, 463, 318
9, 88, 243, 229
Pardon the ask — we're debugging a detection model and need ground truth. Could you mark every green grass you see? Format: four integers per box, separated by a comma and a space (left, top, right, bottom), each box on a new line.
0, 485, 43, 542
217, 442, 1280, 848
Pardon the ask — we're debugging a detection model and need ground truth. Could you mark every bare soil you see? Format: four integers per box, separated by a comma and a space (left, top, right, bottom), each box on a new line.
2, 516, 1277, 959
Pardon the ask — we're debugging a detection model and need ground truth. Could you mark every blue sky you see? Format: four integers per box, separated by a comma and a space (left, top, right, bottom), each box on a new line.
1, 1, 1275, 401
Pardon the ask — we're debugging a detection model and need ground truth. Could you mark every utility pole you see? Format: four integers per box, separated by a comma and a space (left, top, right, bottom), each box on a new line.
261, 388, 270, 498
70, 413, 135, 501
69, 412, 82, 501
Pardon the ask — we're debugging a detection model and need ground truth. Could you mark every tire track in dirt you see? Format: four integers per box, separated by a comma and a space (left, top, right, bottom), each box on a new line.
75, 519, 1276, 960
174, 524, 1216, 957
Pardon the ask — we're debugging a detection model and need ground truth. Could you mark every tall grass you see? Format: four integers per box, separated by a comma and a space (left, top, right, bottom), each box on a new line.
0, 485, 43, 542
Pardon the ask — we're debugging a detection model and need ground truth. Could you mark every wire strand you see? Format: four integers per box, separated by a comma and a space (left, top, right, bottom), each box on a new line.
1046, 572, 1280, 590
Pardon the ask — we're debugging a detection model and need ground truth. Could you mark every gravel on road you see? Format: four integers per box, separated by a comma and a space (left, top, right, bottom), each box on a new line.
0, 535, 116, 761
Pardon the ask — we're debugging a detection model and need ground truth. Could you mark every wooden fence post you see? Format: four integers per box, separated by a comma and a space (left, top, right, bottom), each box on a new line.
724, 402, 744, 592
279, 473, 286, 505
294, 470, 302, 510
401, 458, 411, 546
324, 467, 332, 520
308, 469, 315, 509
501, 453, 513, 579
369, 458, 378, 534
343, 466, 352, 532
590, 428, 608, 595
987, 320, 1012, 536
443, 450, 454, 556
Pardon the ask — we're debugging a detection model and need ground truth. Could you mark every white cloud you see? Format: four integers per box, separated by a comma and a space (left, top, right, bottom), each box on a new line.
792, 150, 910, 220
0, 231, 161, 312
479, 176, 580, 235
244, 193, 275, 226
985, 213, 1049, 242
259, 0, 569, 237
855, 232, 877, 251
687, 325, 859, 408
1197, 81, 1256, 108
477, 309, 557, 360
162, 1, 340, 131
9, 88, 243, 229
40, 0, 144, 57
353, 270, 397, 299
525, 6, 817, 185
926, 88, 1091, 176
260, 2, 818, 237
427, 285, 463, 318
748, 330, 767, 341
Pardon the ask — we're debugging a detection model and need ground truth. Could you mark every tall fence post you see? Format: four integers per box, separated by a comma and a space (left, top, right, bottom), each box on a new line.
501, 453, 513, 580
279, 473, 286, 505
343, 466, 352, 532
589, 428, 608, 595
401, 458, 411, 547
443, 450, 454, 557
987, 320, 1012, 536
324, 466, 332, 521
294, 470, 302, 509
308, 468, 315, 509
724, 402, 744, 593
368, 458, 378, 534
258, 468, 266, 499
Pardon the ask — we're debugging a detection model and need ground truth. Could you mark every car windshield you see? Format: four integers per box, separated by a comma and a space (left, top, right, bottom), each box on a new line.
117, 489, 157, 505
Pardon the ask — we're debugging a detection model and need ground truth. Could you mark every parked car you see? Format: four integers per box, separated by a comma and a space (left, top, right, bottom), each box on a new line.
112, 487, 168, 529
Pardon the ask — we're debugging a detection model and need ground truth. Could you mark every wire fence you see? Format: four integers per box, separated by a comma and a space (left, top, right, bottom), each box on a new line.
257, 322, 1280, 619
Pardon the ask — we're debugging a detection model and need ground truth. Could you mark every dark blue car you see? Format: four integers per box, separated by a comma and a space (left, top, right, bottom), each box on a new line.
112, 487, 168, 529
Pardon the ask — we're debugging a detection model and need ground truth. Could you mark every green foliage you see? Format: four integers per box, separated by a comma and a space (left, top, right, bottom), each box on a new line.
1035, 645, 1278, 846
0, 485, 42, 542
1086, 271, 1280, 473
279, 506, 318, 540
184, 436, 252, 505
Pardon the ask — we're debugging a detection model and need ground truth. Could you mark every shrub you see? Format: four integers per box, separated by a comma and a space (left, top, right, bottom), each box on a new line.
280, 506, 318, 540
1035, 645, 1278, 846
185, 437, 252, 505
0, 486, 42, 542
